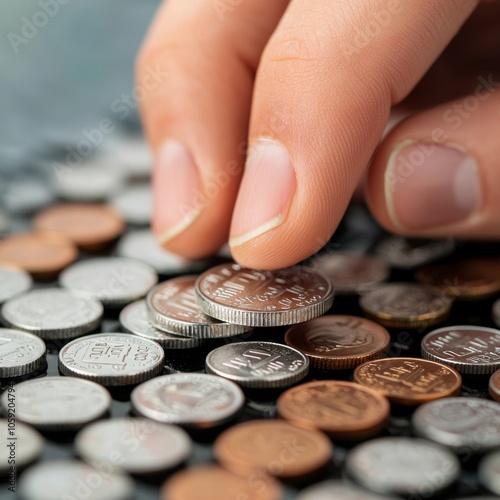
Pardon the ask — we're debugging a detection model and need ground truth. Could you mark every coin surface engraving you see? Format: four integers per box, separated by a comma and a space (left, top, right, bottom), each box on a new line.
0, 328, 46, 378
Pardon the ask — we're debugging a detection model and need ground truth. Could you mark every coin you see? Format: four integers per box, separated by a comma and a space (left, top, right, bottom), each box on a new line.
18, 460, 134, 500
162, 465, 282, 500
0, 232, 77, 279
120, 300, 203, 349
421, 326, 500, 375
110, 184, 152, 225
205, 341, 309, 389
214, 419, 332, 480
131, 373, 244, 428
284, 315, 390, 370
359, 283, 452, 328
33, 203, 125, 252
195, 263, 334, 327
478, 451, 500, 496
489, 369, 500, 402
412, 398, 500, 454
354, 358, 462, 406
345, 437, 460, 496
297, 481, 395, 500
0, 328, 46, 378
75, 418, 192, 474
310, 253, 389, 295
60, 257, 158, 307
415, 257, 500, 300
147, 276, 250, 338
493, 298, 500, 328
58, 333, 164, 386
277, 380, 389, 440
0, 265, 32, 304
2, 288, 103, 339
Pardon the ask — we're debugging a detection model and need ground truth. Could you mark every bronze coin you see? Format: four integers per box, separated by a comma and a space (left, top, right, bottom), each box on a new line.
162, 465, 282, 500
214, 419, 332, 480
415, 257, 500, 300
277, 380, 389, 440
33, 203, 125, 252
359, 283, 452, 328
284, 315, 390, 370
489, 369, 500, 402
354, 357, 462, 405
0, 232, 77, 280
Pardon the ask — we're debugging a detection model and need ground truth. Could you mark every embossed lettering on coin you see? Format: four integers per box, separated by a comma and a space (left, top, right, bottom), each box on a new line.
0, 328, 46, 378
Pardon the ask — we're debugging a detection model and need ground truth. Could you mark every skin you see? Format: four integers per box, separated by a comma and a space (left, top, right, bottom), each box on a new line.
137, 0, 500, 269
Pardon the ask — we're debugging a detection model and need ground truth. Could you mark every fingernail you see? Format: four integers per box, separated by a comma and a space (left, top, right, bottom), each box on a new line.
385, 141, 481, 230
153, 140, 202, 244
230, 139, 296, 247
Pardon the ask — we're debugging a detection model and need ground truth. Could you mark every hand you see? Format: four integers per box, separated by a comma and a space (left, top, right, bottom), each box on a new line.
137, 0, 500, 269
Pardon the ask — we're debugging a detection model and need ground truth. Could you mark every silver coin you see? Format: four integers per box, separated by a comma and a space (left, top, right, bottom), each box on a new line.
18, 460, 134, 500
75, 418, 192, 474
310, 253, 389, 295
131, 373, 244, 428
195, 263, 334, 327
412, 398, 500, 454
421, 325, 500, 375
297, 481, 394, 500
110, 184, 152, 225
58, 333, 164, 386
1, 377, 111, 431
2, 288, 103, 339
102, 135, 152, 179
479, 451, 500, 496
120, 300, 202, 349
345, 437, 460, 496
0, 328, 46, 378
117, 230, 208, 275
0, 265, 32, 304
205, 341, 309, 389
4, 180, 54, 215
60, 257, 158, 307
147, 276, 250, 338
493, 298, 500, 328
375, 236, 455, 269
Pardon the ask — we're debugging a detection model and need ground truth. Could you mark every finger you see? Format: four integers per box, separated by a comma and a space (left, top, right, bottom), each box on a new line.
366, 83, 500, 238
137, 0, 289, 259
229, 0, 478, 269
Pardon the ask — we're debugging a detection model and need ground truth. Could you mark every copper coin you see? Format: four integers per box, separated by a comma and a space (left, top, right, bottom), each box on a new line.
162, 465, 282, 500
34, 203, 125, 252
214, 419, 332, 480
285, 315, 390, 370
0, 232, 77, 280
489, 369, 500, 402
359, 283, 452, 328
415, 257, 500, 300
277, 380, 389, 440
354, 358, 462, 405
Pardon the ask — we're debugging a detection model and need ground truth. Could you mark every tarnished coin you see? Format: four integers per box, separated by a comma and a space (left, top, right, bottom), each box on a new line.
60, 257, 158, 307
478, 451, 500, 496
416, 257, 500, 300
285, 315, 390, 370
0, 329, 46, 378
162, 465, 282, 500
412, 398, 500, 454
297, 481, 394, 500
75, 418, 192, 474
489, 370, 500, 402
214, 419, 332, 480
120, 300, 203, 349
147, 276, 250, 338
2, 288, 103, 339
18, 460, 134, 500
34, 203, 125, 252
0, 265, 32, 304
110, 184, 152, 225
359, 283, 452, 328
421, 326, 500, 375
206, 341, 309, 389
493, 298, 500, 328
277, 380, 389, 440
195, 263, 334, 327
131, 373, 244, 428
310, 253, 389, 295
0, 232, 77, 279
345, 437, 460, 496
0, 420, 44, 475
58, 333, 164, 386
354, 358, 462, 406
